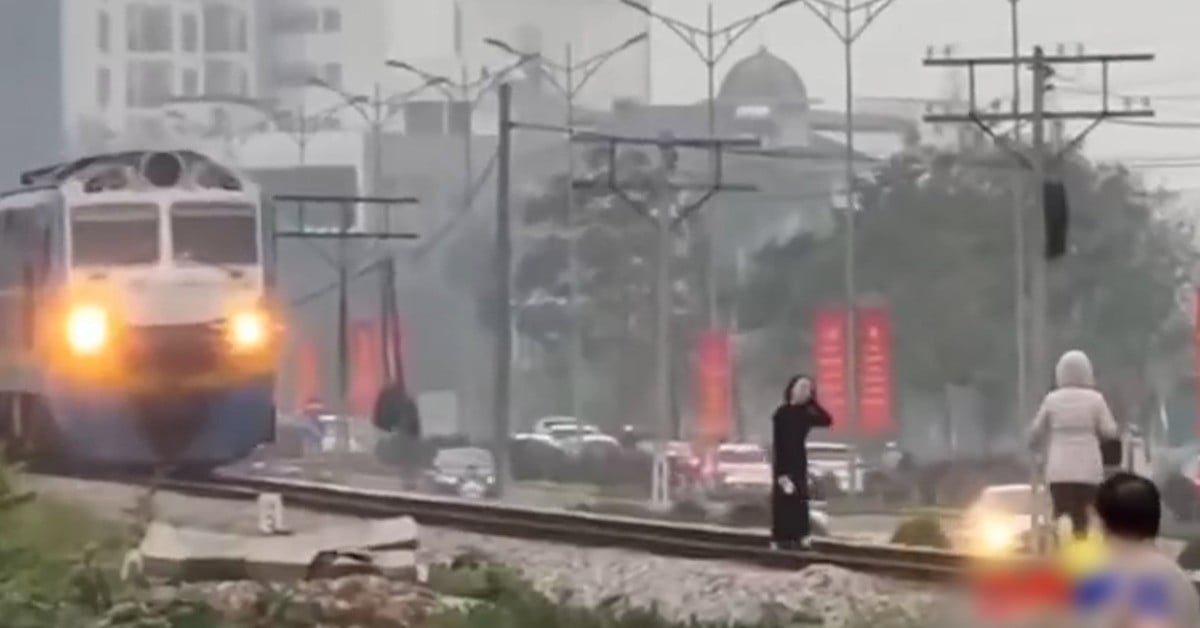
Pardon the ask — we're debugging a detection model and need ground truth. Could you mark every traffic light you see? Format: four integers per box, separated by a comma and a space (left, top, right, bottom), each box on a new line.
1043, 181, 1069, 259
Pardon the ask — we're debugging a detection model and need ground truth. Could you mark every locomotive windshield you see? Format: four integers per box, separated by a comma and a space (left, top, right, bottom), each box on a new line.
70, 204, 160, 266
170, 202, 258, 265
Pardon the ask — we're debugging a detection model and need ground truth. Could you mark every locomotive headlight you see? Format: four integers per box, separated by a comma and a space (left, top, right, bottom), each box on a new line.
228, 309, 268, 351
65, 304, 110, 355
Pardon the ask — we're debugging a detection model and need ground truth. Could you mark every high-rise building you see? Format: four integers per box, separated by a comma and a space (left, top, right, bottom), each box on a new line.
0, 0, 66, 184
391, 0, 651, 110
66, 0, 261, 152
254, 0, 391, 123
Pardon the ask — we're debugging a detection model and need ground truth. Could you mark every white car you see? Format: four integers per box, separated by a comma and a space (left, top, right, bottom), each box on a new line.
807, 441, 866, 494
707, 443, 772, 501
532, 416, 582, 435
960, 483, 1049, 555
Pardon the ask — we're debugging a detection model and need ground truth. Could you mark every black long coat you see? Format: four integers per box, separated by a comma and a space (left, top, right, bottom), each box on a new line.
770, 401, 833, 542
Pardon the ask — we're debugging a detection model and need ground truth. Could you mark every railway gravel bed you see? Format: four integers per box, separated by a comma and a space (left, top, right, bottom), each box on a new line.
26, 474, 940, 625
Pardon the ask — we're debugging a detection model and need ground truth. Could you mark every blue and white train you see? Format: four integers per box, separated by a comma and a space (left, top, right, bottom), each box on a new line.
0, 150, 279, 471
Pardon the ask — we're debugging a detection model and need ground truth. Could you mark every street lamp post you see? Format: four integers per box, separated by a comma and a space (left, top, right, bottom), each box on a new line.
306, 77, 446, 230
164, 96, 357, 165
617, 0, 801, 328
385, 54, 536, 213
486, 32, 648, 422
800, 0, 898, 442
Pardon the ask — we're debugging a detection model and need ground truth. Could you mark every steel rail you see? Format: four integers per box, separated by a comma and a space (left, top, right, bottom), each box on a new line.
136, 473, 1028, 584
31, 468, 1200, 595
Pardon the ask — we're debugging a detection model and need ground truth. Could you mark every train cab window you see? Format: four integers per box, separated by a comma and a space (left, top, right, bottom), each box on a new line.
70, 204, 160, 266
170, 202, 257, 265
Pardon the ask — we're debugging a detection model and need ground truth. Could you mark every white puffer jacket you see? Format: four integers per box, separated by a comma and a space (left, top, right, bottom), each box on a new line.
1027, 350, 1119, 485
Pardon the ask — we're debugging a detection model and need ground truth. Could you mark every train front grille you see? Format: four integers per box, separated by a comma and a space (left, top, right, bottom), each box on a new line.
123, 323, 225, 377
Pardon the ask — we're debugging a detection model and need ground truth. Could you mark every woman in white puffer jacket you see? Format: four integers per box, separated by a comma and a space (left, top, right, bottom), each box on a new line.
1027, 349, 1119, 539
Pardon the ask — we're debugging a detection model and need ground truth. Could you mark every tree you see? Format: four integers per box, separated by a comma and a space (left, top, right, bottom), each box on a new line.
512, 147, 706, 427
741, 144, 1196, 441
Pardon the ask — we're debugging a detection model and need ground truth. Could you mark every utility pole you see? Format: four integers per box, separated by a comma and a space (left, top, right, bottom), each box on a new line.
618, 0, 800, 330
494, 82, 514, 495
272, 194, 420, 451
1006, 0, 1028, 431
801, 0, 899, 443
386, 53, 532, 212
487, 32, 648, 422
570, 131, 758, 506
306, 78, 445, 230
923, 45, 1154, 554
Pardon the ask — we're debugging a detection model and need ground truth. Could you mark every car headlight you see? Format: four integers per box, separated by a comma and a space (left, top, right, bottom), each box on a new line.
974, 516, 1019, 556
228, 309, 268, 351
66, 304, 109, 356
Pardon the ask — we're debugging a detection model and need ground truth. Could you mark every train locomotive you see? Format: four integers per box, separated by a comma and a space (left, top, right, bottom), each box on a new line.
0, 150, 279, 471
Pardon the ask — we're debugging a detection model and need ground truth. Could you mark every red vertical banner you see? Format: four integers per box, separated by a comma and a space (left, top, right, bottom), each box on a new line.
857, 305, 895, 436
294, 339, 320, 413
813, 307, 849, 431
695, 329, 732, 444
350, 320, 382, 417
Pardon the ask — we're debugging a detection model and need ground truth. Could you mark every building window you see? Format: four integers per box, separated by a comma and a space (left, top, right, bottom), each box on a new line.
272, 7, 318, 33
203, 2, 248, 53
321, 8, 342, 32
182, 14, 198, 52
182, 68, 199, 96
96, 67, 111, 107
322, 63, 342, 89
204, 59, 247, 97
97, 10, 110, 52
126, 60, 173, 108
127, 3, 173, 52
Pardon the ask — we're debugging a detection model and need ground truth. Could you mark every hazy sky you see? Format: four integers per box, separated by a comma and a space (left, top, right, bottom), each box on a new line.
647, 0, 1200, 190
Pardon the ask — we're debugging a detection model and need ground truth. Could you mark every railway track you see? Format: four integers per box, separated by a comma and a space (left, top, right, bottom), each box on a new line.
113, 471, 1025, 585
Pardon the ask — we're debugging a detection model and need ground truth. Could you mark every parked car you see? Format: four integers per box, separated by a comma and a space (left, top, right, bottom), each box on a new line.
422, 447, 498, 499
509, 433, 567, 481
532, 416, 582, 435
705, 442, 772, 503
807, 441, 868, 495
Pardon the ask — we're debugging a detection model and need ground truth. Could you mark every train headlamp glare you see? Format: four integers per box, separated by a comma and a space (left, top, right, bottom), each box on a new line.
229, 310, 267, 350
66, 305, 109, 355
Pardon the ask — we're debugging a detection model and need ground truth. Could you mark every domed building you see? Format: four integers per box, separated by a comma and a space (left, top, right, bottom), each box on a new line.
717, 47, 810, 110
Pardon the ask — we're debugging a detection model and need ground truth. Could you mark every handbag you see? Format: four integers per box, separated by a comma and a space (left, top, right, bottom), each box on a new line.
1099, 437, 1122, 467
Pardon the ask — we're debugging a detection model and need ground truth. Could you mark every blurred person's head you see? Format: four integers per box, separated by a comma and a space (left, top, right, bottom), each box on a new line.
1055, 350, 1095, 389
1095, 472, 1160, 542
783, 375, 814, 405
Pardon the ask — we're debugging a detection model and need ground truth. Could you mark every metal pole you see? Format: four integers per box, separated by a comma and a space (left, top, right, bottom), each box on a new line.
336, 202, 351, 449
842, 1, 859, 440
1029, 45, 1049, 554
1009, 0, 1028, 434
564, 44, 584, 422
704, 3, 719, 330
494, 82, 514, 494
373, 83, 385, 231
653, 197, 673, 505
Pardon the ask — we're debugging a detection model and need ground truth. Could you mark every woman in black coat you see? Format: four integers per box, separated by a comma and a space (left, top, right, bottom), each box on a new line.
771, 374, 833, 548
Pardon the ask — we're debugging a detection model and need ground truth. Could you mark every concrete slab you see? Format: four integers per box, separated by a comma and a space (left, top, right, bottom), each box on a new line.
138, 516, 419, 582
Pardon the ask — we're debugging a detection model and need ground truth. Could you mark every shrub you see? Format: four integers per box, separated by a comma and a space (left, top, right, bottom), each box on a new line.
889, 515, 950, 549
1177, 538, 1200, 572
